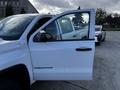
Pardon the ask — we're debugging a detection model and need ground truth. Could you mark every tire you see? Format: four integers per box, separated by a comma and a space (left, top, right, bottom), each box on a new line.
0, 78, 22, 90
102, 37, 105, 41
96, 41, 101, 45
102, 33, 106, 41
96, 36, 101, 45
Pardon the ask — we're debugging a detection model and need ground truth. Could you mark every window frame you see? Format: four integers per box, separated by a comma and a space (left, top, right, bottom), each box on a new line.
31, 10, 94, 43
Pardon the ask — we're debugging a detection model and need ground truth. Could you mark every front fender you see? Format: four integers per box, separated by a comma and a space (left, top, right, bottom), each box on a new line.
0, 41, 33, 83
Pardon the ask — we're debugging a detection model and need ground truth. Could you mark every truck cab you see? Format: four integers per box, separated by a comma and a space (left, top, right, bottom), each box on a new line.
0, 9, 95, 90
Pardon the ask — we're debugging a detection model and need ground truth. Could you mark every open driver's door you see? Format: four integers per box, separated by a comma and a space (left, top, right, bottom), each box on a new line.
29, 9, 95, 80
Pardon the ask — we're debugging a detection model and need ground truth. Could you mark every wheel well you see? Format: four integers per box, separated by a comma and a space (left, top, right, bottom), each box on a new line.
0, 64, 30, 90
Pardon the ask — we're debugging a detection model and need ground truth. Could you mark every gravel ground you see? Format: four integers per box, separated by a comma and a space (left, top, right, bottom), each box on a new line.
31, 31, 120, 90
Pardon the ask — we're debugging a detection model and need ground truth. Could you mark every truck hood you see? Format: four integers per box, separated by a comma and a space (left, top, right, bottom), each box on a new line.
0, 39, 22, 54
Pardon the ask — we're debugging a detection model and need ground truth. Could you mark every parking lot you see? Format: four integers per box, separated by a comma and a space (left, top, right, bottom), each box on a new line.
31, 31, 120, 90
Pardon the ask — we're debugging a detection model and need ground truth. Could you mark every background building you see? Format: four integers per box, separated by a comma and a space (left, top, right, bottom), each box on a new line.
0, 0, 38, 17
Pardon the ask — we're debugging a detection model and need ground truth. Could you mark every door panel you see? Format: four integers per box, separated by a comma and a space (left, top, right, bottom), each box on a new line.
31, 41, 94, 80
29, 9, 95, 80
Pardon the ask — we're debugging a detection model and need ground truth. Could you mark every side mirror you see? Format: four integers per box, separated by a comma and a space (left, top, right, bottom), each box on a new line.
33, 30, 53, 42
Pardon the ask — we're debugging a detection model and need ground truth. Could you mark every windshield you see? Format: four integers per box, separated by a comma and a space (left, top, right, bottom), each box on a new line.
0, 15, 35, 40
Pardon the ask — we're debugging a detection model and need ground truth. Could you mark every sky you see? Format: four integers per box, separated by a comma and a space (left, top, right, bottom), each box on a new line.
29, 0, 120, 14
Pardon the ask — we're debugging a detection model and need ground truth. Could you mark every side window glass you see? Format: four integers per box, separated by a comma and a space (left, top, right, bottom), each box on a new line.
57, 13, 90, 40
33, 21, 60, 42
43, 21, 60, 40
58, 17, 74, 34
27, 17, 51, 40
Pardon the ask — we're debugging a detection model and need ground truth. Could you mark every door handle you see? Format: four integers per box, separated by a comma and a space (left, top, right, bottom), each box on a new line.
76, 47, 92, 51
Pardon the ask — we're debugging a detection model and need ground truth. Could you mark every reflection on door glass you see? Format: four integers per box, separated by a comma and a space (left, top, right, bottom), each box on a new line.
43, 21, 59, 40
58, 17, 74, 34
72, 13, 89, 31
57, 13, 90, 40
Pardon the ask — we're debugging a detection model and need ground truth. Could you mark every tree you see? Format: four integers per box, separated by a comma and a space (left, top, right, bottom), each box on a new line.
105, 14, 113, 26
105, 13, 120, 28
5, 5, 14, 17
96, 8, 120, 28
112, 13, 120, 28
72, 6, 84, 29
96, 8, 107, 25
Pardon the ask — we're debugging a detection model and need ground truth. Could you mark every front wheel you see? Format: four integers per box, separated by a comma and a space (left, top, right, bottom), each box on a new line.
102, 33, 106, 41
0, 78, 22, 90
96, 36, 101, 45
96, 41, 101, 45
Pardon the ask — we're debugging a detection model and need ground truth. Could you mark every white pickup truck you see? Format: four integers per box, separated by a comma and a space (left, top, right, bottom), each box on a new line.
0, 9, 95, 90
95, 25, 106, 45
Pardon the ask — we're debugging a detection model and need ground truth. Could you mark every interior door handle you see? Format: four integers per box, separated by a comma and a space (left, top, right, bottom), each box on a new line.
76, 47, 92, 51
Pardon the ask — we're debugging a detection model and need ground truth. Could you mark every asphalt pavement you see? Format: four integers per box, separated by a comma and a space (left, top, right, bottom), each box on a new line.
31, 31, 120, 90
